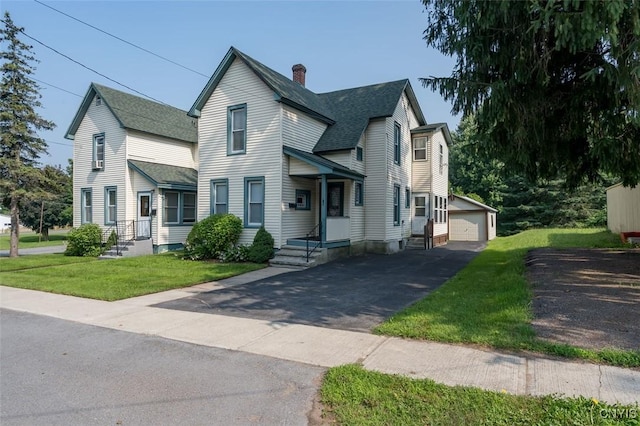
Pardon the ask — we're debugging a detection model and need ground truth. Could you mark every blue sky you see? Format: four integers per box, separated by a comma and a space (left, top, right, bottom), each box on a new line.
2, 1, 460, 168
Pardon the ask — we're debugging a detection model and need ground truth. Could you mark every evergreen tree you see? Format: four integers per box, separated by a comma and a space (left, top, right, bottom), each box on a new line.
0, 12, 55, 257
421, 0, 640, 188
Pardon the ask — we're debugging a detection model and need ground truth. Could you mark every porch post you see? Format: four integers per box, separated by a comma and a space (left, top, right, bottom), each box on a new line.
320, 174, 327, 246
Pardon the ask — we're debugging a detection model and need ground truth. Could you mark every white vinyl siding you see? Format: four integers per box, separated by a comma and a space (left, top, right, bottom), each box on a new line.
364, 119, 387, 241
127, 131, 197, 169
384, 94, 418, 241
430, 131, 449, 237
322, 151, 352, 170
73, 94, 126, 230
282, 105, 327, 152
197, 57, 282, 246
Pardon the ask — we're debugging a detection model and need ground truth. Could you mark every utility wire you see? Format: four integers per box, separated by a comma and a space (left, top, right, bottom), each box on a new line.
1, 18, 167, 105
34, 0, 209, 78
32, 77, 83, 97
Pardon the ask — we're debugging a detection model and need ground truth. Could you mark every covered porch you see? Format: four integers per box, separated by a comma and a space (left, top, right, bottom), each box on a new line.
283, 146, 365, 249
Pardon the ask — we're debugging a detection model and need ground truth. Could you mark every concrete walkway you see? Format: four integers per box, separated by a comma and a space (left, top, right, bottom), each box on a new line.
1, 267, 638, 406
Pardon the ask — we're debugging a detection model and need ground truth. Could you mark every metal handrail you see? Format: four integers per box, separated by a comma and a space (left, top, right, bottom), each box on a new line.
305, 223, 322, 263
102, 219, 150, 256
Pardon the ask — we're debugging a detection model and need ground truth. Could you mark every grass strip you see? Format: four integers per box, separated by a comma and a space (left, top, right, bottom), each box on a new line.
0, 253, 97, 272
321, 365, 639, 426
375, 228, 640, 367
0, 253, 265, 301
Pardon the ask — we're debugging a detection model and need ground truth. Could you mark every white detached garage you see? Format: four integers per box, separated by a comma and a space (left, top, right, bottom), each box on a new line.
448, 194, 497, 242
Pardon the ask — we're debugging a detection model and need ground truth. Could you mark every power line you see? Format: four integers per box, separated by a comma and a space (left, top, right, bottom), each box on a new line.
1, 18, 167, 105
32, 77, 83, 98
45, 139, 73, 147
34, 0, 209, 79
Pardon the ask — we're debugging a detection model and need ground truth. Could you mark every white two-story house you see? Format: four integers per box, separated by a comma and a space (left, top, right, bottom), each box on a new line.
68, 47, 450, 257
189, 47, 450, 255
66, 83, 198, 252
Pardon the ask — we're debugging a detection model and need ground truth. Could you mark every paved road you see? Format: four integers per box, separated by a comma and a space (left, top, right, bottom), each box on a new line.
156, 242, 484, 333
0, 309, 323, 426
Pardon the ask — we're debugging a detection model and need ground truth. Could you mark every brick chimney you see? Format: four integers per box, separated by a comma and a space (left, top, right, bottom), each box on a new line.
292, 64, 306, 86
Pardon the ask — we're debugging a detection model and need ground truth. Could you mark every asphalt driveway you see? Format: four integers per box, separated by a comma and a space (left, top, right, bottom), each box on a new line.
155, 241, 484, 333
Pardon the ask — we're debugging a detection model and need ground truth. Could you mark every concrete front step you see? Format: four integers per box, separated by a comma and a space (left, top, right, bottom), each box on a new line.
269, 255, 317, 268
269, 245, 327, 268
99, 238, 153, 259
406, 237, 425, 250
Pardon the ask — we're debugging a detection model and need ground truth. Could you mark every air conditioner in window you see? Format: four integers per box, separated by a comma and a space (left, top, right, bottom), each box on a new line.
93, 160, 103, 170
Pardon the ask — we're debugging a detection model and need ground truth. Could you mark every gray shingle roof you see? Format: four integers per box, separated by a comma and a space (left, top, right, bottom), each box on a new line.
312, 80, 410, 153
128, 160, 197, 189
190, 47, 427, 153
66, 83, 197, 144
411, 122, 452, 146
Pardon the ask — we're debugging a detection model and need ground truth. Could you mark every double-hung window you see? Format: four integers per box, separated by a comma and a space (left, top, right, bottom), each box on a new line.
413, 137, 427, 161
164, 191, 196, 225
393, 185, 400, 226
93, 134, 105, 170
104, 187, 117, 225
393, 122, 401, 165
81, 188, 92, 224
164, 192, 179, 224
245, 177, 264, 228
356, 146, 363, 162
183, 193, 196, 223
211, 179, 228, 214
354, 181, 364, 206
228, 104, 247, 155
439, 144, 444, 173
405, 188, 411, 208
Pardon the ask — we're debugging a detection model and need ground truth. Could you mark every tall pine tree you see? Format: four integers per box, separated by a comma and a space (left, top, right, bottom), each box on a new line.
421, 0, 640, 188
0, 12, 55, 257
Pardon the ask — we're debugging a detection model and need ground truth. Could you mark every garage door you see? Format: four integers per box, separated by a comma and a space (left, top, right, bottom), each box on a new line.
449, 212, 486, 241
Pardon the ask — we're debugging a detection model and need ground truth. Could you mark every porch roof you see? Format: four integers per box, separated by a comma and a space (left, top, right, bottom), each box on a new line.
284, 146, 365, 181
128, 160, 198, 191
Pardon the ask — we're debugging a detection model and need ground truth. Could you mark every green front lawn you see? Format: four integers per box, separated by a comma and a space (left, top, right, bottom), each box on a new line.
0, 253, 265, 301
322, 365, 638, 426
0, 230, 68, 250
375, 228, 640, 367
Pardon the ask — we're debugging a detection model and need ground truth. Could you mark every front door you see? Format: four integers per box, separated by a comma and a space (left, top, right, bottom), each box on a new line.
412, 194, 429, 235
326, 182, 344, 217
137, 192, 151, 239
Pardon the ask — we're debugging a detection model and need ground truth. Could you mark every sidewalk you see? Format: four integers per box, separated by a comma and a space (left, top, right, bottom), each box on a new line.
1, 270, 638, 406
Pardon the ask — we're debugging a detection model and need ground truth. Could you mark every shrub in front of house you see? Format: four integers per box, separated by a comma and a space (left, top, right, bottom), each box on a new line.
183, 214, 243, 260
65, 223, 103, 257
247, 226, 275, 263
219, 244, 250, 262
